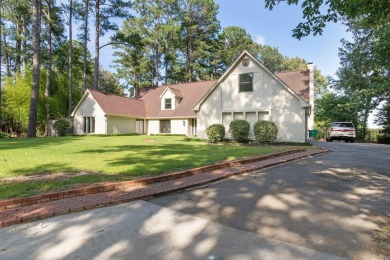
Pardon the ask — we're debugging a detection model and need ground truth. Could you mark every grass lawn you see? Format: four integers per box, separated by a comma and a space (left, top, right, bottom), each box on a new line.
0, 135, 306, 199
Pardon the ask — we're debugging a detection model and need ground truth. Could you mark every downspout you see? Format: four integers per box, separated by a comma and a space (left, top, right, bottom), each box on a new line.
305, 108, 308, 142
307, 62, 315, 130
105, 115, 108, 134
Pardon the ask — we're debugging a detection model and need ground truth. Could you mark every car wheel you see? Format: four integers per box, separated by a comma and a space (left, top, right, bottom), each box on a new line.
350, 139, 355, 143
329, 138, 333, 142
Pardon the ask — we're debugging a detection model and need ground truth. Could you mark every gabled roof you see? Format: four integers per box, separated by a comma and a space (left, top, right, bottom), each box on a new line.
160, 87, 183, 99
75, 89, 146, 118
193, 50, 310, 111
139, 81, 216, 118
89, 90, 146, 117
275, 70, 310, 102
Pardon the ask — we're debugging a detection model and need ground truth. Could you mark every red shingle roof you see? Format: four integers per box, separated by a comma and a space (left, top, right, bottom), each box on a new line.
168, 87, 183, 98
86, 70, 309, 119
139, 80, 217, 118
88, 89, 146, 118
275, 70, 310, 102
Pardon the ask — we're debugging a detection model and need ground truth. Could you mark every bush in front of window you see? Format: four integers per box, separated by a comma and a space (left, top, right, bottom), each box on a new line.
206, 124, 225, 143
253, 120, 278, 143
229, 119, 250, 143
53, 118, 70, 136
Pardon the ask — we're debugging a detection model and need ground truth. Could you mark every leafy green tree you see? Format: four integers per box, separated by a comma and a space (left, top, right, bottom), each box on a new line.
217, 26, 260, 70
179, 0, 220, 82
375, 101, 390, 130
93, 0, 131, 88
258, 45, 284, 73
98, 68, 122, 95
74, 0, 94, 91
264, 0, 389, 39
113, 19, 154, 96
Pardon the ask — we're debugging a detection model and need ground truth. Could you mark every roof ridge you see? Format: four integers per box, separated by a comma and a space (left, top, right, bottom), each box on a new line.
275, 69, 309, 74
88, 88, 142, 101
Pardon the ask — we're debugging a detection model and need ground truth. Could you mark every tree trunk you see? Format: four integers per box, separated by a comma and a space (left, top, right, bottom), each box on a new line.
22, 24, 27, 72
3, 34, 11, 77
83, 0, 89, 92
27, 0, 41, 138
187, 39, 193, 82
93, 0, 100, 89
45, 0, 52, 136
154, 40, 159, 87
68, 0, 73, 115
15, 23, 21, 74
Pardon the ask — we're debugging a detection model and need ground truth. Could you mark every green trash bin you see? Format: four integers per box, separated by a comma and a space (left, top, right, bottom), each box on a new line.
308, 130, 317, 140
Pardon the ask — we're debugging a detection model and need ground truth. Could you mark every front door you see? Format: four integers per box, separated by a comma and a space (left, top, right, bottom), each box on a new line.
136, 120, 144, 134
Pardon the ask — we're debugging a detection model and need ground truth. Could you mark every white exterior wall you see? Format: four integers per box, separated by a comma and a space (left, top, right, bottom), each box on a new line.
170, 119, 188, 135
147, 120, 160, 135
73, 94, 106, 134
197, 56, 306, 142
147, 118, 190, 135
107, 116, 136, 134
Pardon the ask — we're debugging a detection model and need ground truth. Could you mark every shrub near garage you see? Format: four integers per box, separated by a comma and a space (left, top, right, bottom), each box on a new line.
229, 119, 250, 143
253, 120, 278, 143
53, 118, 70, 136
206, 124, 225, 143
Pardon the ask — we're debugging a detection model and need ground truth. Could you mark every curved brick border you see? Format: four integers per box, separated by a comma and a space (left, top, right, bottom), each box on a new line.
0, 149, 308, 211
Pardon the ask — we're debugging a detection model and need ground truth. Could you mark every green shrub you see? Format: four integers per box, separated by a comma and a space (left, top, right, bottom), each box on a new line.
206, 124, 225, 143
53, 118, 70, 136
253, 120, 278, 143
0, 132, 11, 138
229, 119, 250, 143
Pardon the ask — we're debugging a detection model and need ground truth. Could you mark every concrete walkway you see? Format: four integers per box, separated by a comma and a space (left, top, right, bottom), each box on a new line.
0, 201, 346, 260
0, 149, 326, 227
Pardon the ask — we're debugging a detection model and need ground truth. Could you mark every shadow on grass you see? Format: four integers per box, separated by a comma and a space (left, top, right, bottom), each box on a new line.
0, 136, 84, 151
81, 143, 275, 176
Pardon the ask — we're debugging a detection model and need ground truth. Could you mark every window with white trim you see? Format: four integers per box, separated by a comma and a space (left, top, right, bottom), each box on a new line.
239, 73, 253, 92
164, 98, 172, 109
83, 117, 95, 133
160, 120, 171, 133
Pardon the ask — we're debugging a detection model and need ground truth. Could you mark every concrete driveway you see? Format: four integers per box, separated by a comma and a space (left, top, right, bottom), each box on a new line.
150, 142, 390, 259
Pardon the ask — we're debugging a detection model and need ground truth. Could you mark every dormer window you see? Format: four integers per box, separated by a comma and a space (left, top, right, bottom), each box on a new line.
239, 73, 253, 92
165, 98, 172, 109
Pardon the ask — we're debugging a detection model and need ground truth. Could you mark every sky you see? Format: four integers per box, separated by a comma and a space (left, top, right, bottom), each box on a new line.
97, 0, 352, 79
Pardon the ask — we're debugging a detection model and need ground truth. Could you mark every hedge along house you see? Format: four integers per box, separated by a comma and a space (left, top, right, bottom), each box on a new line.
71, 51, 314, 142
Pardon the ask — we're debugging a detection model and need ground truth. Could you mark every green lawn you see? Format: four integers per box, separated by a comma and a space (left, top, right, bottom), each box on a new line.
0, 135, 302, 199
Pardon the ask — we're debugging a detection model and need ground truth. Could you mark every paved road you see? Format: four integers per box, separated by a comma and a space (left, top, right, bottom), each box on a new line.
150, 142, 390, 259
0, 142, 388, 259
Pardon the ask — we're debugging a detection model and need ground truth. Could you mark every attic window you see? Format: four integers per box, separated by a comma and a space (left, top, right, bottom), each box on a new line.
239, 73, 253, 92
165, 98, 172, 109
242, 58, 250, 67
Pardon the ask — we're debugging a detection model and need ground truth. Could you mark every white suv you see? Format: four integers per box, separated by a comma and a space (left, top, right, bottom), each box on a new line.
326, 122, 356, 143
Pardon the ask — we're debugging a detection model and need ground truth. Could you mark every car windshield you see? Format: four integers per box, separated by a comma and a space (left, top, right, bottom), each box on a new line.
333, 123, 354, 127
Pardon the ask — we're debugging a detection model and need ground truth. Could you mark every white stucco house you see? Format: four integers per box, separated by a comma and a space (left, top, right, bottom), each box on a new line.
71, 51, 315, 142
